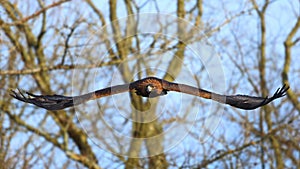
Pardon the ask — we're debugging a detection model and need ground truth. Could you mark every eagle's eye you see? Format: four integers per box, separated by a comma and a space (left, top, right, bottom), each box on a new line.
146, 85, 154, 93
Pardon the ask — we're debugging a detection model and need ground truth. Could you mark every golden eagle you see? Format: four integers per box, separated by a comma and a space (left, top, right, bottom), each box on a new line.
11, 77, 289, 111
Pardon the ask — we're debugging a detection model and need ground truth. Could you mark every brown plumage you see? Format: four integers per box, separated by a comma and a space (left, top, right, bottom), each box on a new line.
10, 77, 289, 111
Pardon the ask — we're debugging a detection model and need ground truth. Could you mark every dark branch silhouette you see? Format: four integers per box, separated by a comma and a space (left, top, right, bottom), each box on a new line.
10, 77, 289, 110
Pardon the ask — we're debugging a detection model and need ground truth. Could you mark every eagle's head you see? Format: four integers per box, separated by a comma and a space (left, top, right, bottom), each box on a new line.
133, 77, 168, 98
145, 84, 168, 98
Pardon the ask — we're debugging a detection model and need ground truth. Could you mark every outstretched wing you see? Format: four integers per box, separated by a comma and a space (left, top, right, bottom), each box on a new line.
164, 82, 289, 110
225, 84, 289, 110
10, 76, 289, 111
10, 84, 132, 110
11, 89, 75, 110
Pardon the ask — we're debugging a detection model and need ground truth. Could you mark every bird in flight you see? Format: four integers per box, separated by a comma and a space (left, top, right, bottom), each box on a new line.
10, 77, 289, 111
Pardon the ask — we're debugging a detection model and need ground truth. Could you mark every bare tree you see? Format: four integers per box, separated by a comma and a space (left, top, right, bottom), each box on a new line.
0, 0, 299, 169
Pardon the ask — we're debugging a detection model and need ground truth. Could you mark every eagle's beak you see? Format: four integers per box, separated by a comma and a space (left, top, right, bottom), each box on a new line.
146, 85, 154, 92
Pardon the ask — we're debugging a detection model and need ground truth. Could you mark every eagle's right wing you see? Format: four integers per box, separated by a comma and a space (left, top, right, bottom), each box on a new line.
10, 84, 132, 110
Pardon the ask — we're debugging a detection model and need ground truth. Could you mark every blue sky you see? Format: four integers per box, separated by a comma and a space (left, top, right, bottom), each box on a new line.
2, 0, 299, 168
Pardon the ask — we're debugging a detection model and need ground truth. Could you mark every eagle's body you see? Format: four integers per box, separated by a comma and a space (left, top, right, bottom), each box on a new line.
11, 77, 289, 111
130, 77, 168, 97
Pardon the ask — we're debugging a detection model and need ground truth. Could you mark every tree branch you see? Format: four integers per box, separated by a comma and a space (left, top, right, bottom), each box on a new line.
0, 60, 124, 75
282, 16, 300, 113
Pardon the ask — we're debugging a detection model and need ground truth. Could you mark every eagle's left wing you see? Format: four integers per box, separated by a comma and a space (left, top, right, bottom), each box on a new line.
163, 81, 289, 110
225, 84, 289, 110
